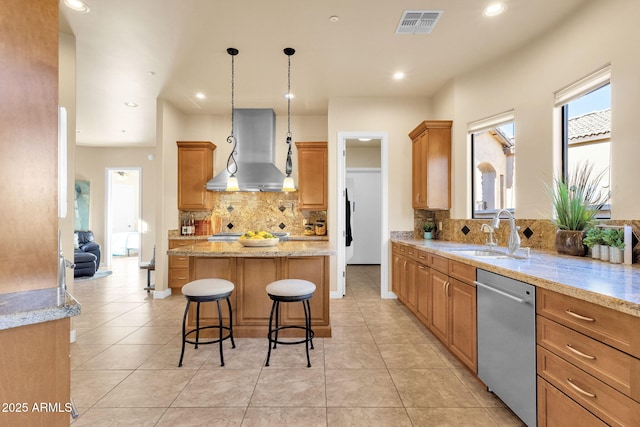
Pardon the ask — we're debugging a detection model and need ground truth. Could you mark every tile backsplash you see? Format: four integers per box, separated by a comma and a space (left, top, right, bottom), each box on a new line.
415, 210, 640, 263
180, 192, 326, 236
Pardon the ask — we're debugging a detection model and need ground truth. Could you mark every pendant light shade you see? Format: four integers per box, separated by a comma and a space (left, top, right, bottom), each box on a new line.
282, 47, 296, 192
226, 47, 239, 191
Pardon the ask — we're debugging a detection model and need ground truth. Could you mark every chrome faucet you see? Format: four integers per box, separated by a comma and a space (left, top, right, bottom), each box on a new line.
480, 223, 497, 250
491, 209, 521, 255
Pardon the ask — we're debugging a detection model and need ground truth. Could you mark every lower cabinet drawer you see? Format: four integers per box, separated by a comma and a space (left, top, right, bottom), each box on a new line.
169, 268, 190, 287
169, 255, 189, 269
538, 377, 608, 427
537, 346, 640, 426
537, 316, 639, 400
537, 288, 639, 358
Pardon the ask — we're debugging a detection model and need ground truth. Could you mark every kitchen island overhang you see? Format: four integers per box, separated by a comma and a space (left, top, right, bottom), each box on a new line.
167, 240, 334, 338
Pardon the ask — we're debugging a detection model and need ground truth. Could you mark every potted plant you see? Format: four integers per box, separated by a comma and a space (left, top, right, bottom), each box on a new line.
608, 228, 625, 264
549, 162, 609, 256
600, 228, 616, 261
582, 227, 604, 259
423, 220, 437, 240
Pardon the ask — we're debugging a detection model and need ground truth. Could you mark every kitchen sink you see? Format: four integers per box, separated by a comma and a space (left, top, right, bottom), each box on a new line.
453, 249, 523, 259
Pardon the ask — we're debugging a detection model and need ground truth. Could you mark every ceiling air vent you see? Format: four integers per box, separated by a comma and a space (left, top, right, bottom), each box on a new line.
395, 10, 443, 35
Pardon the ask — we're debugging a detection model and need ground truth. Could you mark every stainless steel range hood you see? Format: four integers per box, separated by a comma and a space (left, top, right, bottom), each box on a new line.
206, 108, 286, 192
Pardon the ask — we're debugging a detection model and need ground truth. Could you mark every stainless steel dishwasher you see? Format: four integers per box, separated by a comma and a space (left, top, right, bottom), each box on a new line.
476, 269, 536, 427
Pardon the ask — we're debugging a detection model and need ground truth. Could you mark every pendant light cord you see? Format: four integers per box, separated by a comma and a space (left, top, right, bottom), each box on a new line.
226, 48, 239, 177
284, 48, 295, 177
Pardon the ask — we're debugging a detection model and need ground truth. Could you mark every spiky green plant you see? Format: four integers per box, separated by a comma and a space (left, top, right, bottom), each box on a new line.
550, 162, 609, 231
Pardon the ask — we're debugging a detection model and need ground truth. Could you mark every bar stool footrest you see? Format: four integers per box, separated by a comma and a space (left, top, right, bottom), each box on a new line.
268, 325, 315, 346
184, 325, 234, 347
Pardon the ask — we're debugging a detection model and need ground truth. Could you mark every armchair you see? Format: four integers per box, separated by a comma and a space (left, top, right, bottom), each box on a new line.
75, 230, 101, 270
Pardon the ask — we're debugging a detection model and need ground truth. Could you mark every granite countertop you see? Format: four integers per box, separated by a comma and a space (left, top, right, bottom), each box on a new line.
391, 237, 640, 317
167, 240, 334, 257
0, 288, 81, 331
167, 230, 328, 241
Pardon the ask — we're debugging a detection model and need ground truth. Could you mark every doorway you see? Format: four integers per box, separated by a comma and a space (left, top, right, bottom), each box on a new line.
346, 168, 382, 264
337, 132, 389, 298
105, 168, 141, 267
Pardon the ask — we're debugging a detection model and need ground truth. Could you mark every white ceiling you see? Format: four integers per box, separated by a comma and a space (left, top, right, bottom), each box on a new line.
60, 0, 588, 147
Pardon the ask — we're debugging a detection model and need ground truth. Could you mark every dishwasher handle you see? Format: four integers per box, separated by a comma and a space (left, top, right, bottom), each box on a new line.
474, 280, 529, 304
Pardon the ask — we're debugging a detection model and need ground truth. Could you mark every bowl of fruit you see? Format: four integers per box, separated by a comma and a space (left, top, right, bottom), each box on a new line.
237, 231, 280, 247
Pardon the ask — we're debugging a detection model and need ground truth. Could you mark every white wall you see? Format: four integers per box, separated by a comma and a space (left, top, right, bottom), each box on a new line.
328, 97, 432, 292
75, 146, 156, 264
434, 0, 640, 220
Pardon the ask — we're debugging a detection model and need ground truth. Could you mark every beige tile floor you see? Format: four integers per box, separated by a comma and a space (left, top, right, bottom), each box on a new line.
69, 257, 524, 426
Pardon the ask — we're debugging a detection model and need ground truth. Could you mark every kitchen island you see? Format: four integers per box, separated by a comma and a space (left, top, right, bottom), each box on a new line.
167, 240, 334, 337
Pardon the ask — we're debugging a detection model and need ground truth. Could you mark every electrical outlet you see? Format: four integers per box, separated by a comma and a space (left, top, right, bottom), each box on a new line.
438, 221, 442, 231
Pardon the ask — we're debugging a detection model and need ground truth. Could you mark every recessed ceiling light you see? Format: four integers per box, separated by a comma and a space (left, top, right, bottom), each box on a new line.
358, 138, 372, 142
393, 71, 405, 80
124, 102, 138, 107
483, 2, 506, 17
283, 92, 295, 99
329, 16, 340, 23
147, 71, 156, 76
64, 0, 90, 13
195, 92, 207, 100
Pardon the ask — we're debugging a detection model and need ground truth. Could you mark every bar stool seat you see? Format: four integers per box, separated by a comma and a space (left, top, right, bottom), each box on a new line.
265, 279, 316, 367
179, 278, 235, 367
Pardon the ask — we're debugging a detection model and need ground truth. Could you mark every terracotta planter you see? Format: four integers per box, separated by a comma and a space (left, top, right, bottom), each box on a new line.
555, 229, 587, 256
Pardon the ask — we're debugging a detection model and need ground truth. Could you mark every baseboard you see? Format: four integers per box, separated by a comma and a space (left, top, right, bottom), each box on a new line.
381, 291, 397, 299
153, 288, 172, 299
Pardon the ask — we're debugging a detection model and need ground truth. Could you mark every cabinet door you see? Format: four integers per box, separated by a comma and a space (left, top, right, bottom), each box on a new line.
449, 278, 477, 373
236, 258, 280, 325
177, 141, 215, 210
409, 121, 451, 210
538, 378, 608, 427
430, 269, 449, 344
425, 127, 451, 209
412, 132, 427, 208
391, 251, 402, 296
296, 142, 327, 210
415, 263, 431, 326
283, 256, 329, 326
404, 258, 417, 313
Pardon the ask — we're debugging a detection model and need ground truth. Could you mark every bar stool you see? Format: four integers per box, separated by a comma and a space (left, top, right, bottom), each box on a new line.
265, 279, 315, 367
178, 278, 235, 367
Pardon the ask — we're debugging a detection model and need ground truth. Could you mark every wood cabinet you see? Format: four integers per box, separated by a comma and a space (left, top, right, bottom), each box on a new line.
391, 243, 416, 310
168, 238, 197, 293
536, 288, 640, 426
0, 2, 73, 425
177, 141, 216, 210
409, 121, 452, 210
391, 244, 477, 373
295, 142, 327, 210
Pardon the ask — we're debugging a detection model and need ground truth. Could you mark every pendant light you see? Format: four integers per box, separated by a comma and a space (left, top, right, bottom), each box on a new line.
225, 47, 240, 191
282, 47, 296, 192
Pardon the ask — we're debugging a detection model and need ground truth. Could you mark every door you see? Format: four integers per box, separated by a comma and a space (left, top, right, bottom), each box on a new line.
346, 168, 382, 264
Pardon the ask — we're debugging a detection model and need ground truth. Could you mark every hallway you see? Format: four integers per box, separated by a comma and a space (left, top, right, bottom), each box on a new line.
69, 258, 522, 426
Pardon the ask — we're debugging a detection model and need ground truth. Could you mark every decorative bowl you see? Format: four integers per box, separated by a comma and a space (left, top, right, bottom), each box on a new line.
238, 237, 279, 247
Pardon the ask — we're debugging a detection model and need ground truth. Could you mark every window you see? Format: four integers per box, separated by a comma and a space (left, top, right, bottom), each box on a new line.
470, 112, 515, 219
555, 65, 611, 217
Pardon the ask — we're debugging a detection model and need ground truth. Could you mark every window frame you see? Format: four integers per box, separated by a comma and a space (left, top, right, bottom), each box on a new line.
469, 111, 515, 219
555, 65, 611, 218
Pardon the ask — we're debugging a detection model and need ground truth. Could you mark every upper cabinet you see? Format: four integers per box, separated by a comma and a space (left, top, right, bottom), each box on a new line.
296, 141, 328, 210
177, 141, 216, 211
409, 121, 452, 210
